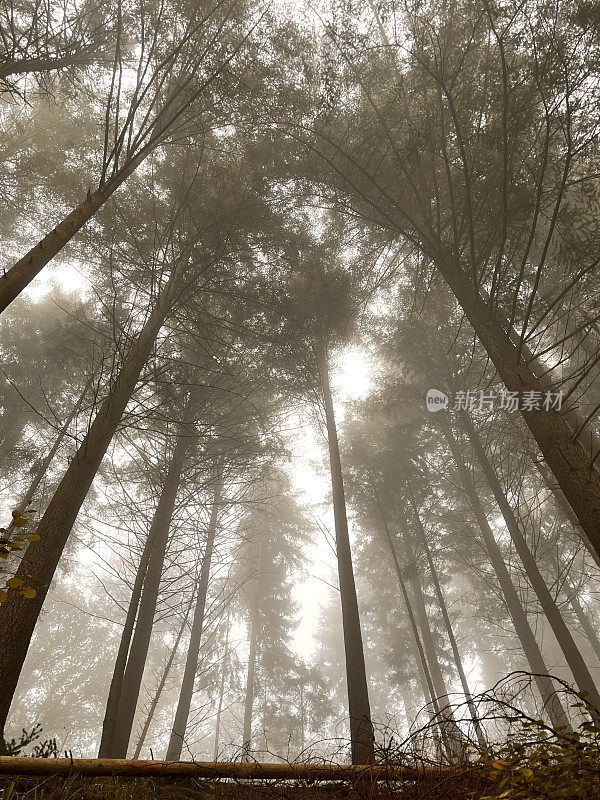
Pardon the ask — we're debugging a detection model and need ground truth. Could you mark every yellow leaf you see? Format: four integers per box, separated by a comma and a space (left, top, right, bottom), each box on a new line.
491, 760, 507, 770
20, 587, 36, 599
0, 589, 6, 602
13, 518, 28, 528
11, 510, 21, 519
27, 534, 40, 542
5, 577, 24, 588
521, 768, 534, 779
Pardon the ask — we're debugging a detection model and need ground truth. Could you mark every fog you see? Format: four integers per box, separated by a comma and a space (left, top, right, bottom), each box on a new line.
1, 0, 600, 785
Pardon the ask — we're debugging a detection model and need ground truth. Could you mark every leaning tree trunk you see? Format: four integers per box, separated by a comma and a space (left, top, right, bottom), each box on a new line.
166, 474, 223, 761
0, 259, 183, 736
360, 0, 600, 554
546, 550, 600, 668
109, 417, 192, 758
519, 432, 600, 571
0, 151, 151, 314
320, 351, 375, 765
441, 423, 571, 730
0, 52, 96, 80
433, 249, 600, 563
409, 498, 486, 749
569, 593, 600, 666
98, 532, 155, 757
133, 589, 196, 759
461, 412, 600, 714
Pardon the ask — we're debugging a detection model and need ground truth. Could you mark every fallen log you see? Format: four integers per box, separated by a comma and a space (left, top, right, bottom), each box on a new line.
0, 758, 466, 782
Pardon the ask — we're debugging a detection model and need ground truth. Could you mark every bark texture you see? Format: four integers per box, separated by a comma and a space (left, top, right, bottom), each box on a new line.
0, 757, 462, 781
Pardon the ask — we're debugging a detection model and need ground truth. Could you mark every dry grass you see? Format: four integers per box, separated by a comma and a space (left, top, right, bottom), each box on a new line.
0, 773, 490, 800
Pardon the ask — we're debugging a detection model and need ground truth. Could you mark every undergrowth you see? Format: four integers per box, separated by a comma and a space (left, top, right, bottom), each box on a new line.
1, 673, 599, 799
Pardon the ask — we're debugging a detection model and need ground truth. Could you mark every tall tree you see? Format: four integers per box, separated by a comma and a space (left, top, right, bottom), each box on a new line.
293, 0, 600, 557
165, 465, 223, 760
0, 0, 258, 312
262, 247, 377, 764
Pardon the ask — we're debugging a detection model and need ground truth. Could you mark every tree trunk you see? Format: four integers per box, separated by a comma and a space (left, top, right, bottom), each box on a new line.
375, 501, 447, 755
241, 536, 269, 758
373, 494, 441, 716
242, 591, 259, 756
433, 250, 600, 562
109, 419, 192, 758
0, 261, 182, 736
319, 352, 375, 765
399, 520, 452, 709
212, 609, 231, 762
0, 152, 148, 314
98, 534, 155, 757
408, 498, 486, 749
133, 590, 196, 760
398, 517, 464, 761
569, 593, 600, 665
461, 412, 600, 714
441, 423, 572, 730
0, 52, 95, 80
521, 433, 600, 571
166, 474, 223, 761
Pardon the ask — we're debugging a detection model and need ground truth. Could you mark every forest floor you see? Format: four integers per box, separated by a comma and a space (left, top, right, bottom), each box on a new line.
0, 773, 493, 800
0, 764, 599, 799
